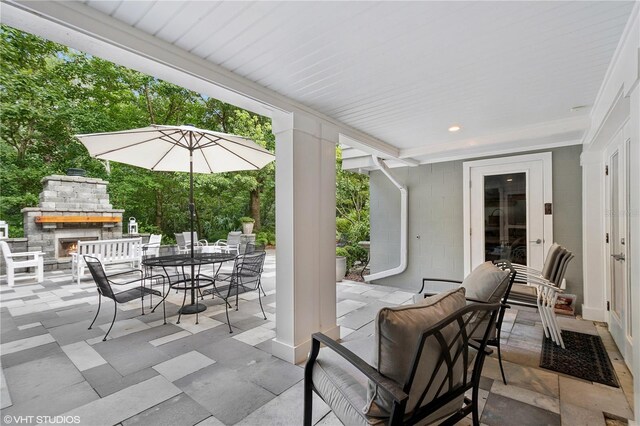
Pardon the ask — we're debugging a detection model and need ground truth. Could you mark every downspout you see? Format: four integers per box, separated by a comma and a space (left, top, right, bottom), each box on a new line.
364, 156, 408, 282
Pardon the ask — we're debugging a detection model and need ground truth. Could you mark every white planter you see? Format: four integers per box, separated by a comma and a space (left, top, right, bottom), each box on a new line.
336, 256, 347, 282
242, 222, 254, 234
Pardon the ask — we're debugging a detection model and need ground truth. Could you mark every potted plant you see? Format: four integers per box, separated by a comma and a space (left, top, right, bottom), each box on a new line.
336, 247, 348, 282
240, 217, 255, 234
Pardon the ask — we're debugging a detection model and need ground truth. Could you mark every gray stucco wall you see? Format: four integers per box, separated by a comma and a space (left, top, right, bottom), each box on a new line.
369, 145, 584, 311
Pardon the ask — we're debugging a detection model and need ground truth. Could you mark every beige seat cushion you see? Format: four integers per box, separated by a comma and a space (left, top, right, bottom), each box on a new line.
509, 283, 538, 304
312, 337, 386, 425
366, 287, 467, 419
462, 261, 510, 303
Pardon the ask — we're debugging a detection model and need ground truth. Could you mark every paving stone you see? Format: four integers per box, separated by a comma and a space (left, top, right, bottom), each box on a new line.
0, 326, 49, 344
491, 380, 560, 413
122, 393, 211, 426
61, 376, 182, 425
336, 300, 367, 317
558, 376, 633, 420
1, 333, 56, 356
47, 321, 104, 346
81, 363, 123, 395
62, 341, 107, 371
2, 380, 98, 418
237, 356, 304, 395
236, 380, 329, 426
152, 351, 215, 382
92, 339, 170, 377
0, 342, 63, 369
0, 368, 11, 409
149, 330, 191, 347
197, 336, 272, 370
154, 324, 240, 359
232, 325, 275, 346
195, 416, 225, 426
481, 393, 560, 425
174, 364, 275, 425
3, 352, 85, 404
560, 401, 606, 426
482, 357, 559, 397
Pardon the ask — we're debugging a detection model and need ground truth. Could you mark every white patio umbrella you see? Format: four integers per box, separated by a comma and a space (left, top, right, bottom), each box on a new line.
76, 124, 274, 250
76, 124, 274, 312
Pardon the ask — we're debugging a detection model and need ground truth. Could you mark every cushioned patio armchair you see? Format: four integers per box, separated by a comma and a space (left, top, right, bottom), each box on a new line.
418, 260, 516, 385
304, 288, 500, 426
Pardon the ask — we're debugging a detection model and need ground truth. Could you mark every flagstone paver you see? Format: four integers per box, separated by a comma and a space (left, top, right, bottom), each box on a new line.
0, 251, 635, 425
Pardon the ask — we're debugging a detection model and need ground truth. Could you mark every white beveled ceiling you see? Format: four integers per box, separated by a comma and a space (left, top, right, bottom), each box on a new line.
7, 1, 638, 162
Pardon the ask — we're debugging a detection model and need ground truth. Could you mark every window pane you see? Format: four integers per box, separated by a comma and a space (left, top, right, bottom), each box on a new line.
484, 173, 527, 265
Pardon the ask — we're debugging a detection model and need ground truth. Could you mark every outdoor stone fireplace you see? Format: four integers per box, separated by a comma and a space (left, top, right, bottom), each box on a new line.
21, 174, 124, 269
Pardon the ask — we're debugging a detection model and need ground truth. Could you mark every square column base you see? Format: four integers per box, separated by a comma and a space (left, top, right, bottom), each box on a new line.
271, 324, 341, 364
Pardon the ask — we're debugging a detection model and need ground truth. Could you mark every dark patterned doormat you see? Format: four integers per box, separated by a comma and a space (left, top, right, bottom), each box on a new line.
540, 330, 619, 387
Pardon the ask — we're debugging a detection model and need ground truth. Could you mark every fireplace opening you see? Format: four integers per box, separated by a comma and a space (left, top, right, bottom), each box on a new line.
58, 237, 99, 258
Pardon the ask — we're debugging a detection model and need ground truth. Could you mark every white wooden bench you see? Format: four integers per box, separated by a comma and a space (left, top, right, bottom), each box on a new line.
71, 237, 143, 284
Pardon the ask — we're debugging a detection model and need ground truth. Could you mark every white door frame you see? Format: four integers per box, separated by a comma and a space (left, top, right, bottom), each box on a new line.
604, 131, 633, 367
463, 152, 553, 276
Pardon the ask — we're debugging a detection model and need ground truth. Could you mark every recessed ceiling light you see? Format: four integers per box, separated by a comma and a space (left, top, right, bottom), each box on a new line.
507, 178, 513, 182
448, 125, 461, 132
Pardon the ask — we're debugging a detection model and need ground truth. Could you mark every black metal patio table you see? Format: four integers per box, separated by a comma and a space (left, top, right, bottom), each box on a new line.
143, 252, 236, 320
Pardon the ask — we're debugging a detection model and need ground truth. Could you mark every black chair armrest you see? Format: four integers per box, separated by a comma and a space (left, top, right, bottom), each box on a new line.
309, 333, 408, 404
106, 268, 143, 285
419, 278, 463, 294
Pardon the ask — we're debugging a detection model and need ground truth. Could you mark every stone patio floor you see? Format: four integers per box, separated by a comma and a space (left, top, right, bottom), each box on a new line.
0, 251, 635, 425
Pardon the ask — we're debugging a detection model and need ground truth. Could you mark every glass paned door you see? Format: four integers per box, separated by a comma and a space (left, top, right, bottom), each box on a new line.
465, 153, 552, 275
483, 173, 527, 264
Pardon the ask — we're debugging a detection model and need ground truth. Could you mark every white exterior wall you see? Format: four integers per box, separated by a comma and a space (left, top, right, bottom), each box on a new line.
580, 5, 639, 421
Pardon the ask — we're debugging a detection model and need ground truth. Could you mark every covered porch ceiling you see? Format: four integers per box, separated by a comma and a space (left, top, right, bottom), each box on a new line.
1, 1, 636, 164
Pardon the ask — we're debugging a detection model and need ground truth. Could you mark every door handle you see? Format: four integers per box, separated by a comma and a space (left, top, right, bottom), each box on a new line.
529, 239, 542, 244
611, 253, 625, 261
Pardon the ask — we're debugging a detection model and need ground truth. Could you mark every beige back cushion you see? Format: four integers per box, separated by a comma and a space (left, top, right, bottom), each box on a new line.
365, 287, 467, 417
462, 261, 510, 303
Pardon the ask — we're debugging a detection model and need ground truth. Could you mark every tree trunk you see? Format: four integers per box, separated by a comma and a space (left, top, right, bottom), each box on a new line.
250, 189, 261, 231
155, 190, 163, 228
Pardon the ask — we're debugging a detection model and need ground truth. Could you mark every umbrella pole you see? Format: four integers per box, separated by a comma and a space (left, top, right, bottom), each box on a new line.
189, 140, 196, 306
180, 139, 205, 315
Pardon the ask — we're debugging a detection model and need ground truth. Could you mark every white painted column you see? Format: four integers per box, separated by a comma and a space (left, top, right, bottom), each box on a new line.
580, 150, 607, 321
271, 111, 340, 364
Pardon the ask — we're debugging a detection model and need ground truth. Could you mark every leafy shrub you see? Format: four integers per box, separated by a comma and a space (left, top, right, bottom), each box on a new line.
256, 229, 276, 246
336, 246, 357, 270
345, 245, 368, 265
336, 217, 350, 235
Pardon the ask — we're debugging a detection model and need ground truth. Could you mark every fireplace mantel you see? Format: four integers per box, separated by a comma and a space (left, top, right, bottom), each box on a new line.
35, 216, 121, 224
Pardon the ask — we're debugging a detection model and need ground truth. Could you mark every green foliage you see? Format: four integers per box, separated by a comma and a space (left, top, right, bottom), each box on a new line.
336, 217, 350, 236
0, 25, 370, 250
240, 216, 255, 223
335, 148, 370, 271
0, 25, 276, 242
345, 245, 368, 265
336, 245, 368, 271
256, 229, 275, 247
335, 247, 349, 258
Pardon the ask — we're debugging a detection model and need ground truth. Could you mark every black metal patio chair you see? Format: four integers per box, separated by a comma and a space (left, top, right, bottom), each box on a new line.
304, 290, 500, 426
418, 260, 517, 385
85, 255, 166, 341
201, 250, 267, 333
